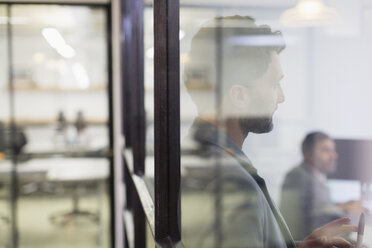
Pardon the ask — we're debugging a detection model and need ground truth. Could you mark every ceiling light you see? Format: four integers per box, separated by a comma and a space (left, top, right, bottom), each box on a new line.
280, 0, 339, 27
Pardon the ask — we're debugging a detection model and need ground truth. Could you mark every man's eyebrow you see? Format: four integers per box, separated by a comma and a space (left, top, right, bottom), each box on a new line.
279, 75, 284, 81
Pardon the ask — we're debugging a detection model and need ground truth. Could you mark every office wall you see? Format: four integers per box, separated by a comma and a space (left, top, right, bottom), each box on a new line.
245, 0, 372, 202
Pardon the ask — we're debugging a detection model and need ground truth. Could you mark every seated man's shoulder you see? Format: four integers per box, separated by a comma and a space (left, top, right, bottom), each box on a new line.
283, 164, 312, 189
285, 164, 309, 179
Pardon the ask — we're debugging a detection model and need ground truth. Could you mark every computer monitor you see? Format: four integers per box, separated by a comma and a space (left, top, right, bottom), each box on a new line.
328, 179, 361, 204
328, 139, 372, 182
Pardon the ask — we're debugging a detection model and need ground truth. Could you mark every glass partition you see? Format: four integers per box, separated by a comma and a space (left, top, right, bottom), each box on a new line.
3, 4, 111, 248
181, 1, 372, 247
0, 4, 14, 248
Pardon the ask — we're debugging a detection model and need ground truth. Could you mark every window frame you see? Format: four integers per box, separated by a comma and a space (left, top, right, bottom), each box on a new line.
121, 0, 182, 246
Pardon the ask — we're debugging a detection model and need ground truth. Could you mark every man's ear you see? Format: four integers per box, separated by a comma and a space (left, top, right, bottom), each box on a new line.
304, 152, 313, 164
229, 85, 250, 109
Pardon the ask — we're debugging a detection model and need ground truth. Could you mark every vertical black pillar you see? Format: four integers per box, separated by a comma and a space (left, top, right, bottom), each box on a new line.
154, 0, 181, 244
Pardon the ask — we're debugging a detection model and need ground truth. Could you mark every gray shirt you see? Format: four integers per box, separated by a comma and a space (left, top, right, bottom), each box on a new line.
280, 163, 344, 240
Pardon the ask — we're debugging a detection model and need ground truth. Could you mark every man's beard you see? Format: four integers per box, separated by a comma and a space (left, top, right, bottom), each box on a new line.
239, 116, 273, 137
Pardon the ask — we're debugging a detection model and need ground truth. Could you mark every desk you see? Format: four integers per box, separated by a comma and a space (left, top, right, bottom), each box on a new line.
0, 157, 108, 185
0, 160, 47, 183
0, 158, 109, 245
46, 158, 109, 182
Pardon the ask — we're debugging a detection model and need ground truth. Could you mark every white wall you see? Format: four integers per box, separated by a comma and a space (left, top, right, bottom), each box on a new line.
244, 0, 372, 203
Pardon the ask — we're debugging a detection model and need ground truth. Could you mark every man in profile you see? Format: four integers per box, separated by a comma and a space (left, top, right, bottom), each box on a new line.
280, 131, 363, 240
181, 16, 357, 248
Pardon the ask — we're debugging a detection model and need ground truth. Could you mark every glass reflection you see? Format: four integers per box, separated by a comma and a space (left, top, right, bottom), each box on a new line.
181, 16, 291, 248
280, 132, 363, 240
0, 5, 13, 248
180, 4, 372, 247
1, 5, 111, 248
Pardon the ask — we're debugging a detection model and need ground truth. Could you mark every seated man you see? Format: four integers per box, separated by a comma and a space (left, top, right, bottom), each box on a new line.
280, 131, 363, 240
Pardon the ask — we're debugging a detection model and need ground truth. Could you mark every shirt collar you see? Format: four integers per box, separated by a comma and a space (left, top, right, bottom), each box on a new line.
191, 118, 257, 175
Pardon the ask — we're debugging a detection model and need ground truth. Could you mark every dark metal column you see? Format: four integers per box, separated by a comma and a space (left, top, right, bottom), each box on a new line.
154, 0, 182, 245
122, 0, 146, 246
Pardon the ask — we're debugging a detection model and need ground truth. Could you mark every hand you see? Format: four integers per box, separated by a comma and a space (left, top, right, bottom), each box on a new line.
298, 217, 358, 248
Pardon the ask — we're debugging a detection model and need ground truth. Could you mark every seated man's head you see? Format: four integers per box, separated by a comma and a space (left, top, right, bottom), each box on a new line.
302, 131, 338, 174
184, 16, 286, 135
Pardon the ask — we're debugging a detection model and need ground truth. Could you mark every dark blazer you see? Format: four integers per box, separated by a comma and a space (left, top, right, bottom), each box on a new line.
182, 119, 295, 248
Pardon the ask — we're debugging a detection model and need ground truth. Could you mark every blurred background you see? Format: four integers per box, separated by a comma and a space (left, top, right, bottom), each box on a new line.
0, 4, 111, 248
143, 0, 372, 247
3, 0, 372, 247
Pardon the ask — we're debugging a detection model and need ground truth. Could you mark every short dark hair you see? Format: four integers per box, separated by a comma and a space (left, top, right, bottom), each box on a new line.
183, 16, 285, 112
184, 15, 285, 90
302, 131, 331, 156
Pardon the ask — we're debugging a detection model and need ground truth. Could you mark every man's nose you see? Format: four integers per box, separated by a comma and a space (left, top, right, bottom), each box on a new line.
278, 85, 285, 103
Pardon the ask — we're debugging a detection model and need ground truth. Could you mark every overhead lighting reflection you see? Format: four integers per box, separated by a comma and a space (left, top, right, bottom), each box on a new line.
33, 52, 46, 63
280, 0, 339, 27
42, 28, 66, 48
42, 27, 76, 58
146, 47, 154, 59
179, 29, 186, 40
72, 63, 90, 89
57, 44, 75, 58
228, 35, 286, 47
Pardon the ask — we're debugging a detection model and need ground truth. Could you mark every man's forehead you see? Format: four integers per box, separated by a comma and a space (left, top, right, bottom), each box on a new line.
270, 52, 283, 76
317, 139, 336, 148
260, 51, 284, 81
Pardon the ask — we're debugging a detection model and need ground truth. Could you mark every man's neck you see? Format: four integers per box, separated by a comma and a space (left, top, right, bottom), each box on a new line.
305, 162, 326, 181
199, 116, 246, 149
225, 118, 246, 149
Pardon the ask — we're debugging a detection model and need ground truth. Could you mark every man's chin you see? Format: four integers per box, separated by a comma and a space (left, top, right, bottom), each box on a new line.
327, 164, 337, 174
252, 122, 273, 134
239, 117, 274, 135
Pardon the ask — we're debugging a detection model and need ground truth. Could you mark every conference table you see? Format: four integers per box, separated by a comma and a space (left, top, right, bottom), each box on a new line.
0, 157, 109, 245
0, 157, 109, 184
